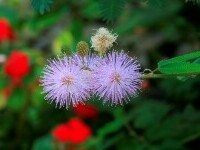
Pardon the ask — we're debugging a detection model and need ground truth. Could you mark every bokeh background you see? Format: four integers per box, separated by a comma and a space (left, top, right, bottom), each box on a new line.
1, 0, 200, 149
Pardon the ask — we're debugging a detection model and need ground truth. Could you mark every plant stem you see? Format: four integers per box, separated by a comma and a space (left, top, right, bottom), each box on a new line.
125, 123, 148, 144
140, 72, 200, 79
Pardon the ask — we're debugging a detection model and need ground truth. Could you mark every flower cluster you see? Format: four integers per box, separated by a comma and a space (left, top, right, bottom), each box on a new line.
41, 27, 141, 108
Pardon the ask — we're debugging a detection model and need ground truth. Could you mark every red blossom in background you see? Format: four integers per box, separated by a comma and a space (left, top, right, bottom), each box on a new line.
73, 103, 98, 119
0, 18, 15, 43
67, 118, 92, 144
52, 124, 71, 142
4, 51, 30, 86
52, 118, 92, 144
141, 80, 150, 90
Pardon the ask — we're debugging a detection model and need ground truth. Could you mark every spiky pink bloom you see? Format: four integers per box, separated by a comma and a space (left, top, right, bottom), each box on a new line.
92, 51, 141, 105
40, 56, 91, 108
71, 53, 99, 90
71, 53, 99, 70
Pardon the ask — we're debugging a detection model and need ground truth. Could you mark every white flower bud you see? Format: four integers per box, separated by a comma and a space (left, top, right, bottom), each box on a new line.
91, 27, 118, 53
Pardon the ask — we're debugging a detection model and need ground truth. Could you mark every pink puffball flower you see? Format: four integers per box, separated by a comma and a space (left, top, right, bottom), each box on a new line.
71, 53, 99, 70
92, 51, 141, 105
71, 53, 99, 90
40, 56, 91, 109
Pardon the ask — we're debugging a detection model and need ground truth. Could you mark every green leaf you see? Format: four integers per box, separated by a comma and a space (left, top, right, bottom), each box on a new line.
193, 57, 200, 64
99, 0, 126, 22
31, 0, 53, 14
32, 134, 54, 150
158, 62, 200, 74
158, 51, 200, 67
158, 51, 200, 75
177, 57, 200, 81
7, 88, 26, 111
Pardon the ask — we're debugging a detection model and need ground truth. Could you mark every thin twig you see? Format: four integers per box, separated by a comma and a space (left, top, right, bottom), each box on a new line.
140, 72, 200, 79
125, 123, 148, 144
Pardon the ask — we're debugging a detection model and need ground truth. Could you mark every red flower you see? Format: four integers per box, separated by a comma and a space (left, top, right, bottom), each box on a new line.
73, 103, 98, 119
4, 51, 30, 86
52, 118, 92, 144
67, 118, 92, 144
0, 18, 15, 42
52, 124, 71, 142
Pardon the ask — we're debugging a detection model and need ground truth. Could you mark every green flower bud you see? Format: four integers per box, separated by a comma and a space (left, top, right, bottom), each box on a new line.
76, 41, 89, 57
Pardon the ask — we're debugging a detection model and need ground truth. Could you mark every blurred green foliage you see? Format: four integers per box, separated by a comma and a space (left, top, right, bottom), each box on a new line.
0, 0, 200, 150
31, 0, 53, 14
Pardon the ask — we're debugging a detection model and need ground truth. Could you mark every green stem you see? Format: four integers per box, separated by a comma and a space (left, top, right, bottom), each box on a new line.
140, 72, 200, 79
125, 123, 148, 144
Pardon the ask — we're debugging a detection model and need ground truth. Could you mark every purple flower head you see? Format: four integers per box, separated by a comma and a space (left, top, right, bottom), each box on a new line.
92, 51, 141, 105
71, 53, 99, 90
71, 53, 99, 69
40, 56, 91, 109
